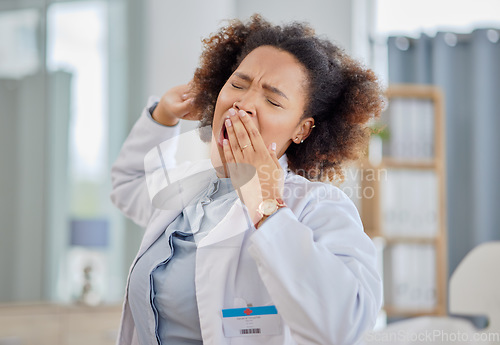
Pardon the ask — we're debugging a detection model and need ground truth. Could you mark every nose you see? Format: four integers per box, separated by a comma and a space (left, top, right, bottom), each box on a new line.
233, 100, 254, 116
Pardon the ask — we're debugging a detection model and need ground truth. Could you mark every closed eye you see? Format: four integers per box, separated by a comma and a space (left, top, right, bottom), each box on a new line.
231, 83, 243, 89
267, 99, 281, 107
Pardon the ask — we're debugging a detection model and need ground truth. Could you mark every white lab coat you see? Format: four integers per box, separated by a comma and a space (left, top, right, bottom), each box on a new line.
110, 98, 382, 345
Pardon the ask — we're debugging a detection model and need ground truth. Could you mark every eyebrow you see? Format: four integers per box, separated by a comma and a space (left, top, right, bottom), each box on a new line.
234, 72, 289, 100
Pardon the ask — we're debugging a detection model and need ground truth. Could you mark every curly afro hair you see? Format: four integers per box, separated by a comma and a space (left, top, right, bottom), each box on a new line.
191, 14, 385, 182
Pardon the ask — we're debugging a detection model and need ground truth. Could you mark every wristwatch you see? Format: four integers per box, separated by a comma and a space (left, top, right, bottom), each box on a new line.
255, 198, 286, 229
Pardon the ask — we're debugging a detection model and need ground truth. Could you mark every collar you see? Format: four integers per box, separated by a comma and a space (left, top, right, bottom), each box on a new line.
278, 153, 288, 172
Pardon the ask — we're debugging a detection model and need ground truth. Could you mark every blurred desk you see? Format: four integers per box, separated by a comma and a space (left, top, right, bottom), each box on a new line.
0, 303, 121, 345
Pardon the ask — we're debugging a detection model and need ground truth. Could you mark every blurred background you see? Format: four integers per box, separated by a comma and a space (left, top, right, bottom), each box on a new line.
0, 0, 499, 344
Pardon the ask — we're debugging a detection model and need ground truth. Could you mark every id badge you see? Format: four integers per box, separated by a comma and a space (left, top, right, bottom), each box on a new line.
221, 305, 282, 337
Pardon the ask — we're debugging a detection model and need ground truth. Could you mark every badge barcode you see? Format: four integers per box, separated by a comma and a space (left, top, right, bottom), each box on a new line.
240, 328, 261, 335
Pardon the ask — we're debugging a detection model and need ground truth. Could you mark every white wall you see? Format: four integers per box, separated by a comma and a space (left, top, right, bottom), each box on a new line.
236, 0, 354, 53
144, 0, 374, 95
145, 0, 235, 163
145, 0, 236, 96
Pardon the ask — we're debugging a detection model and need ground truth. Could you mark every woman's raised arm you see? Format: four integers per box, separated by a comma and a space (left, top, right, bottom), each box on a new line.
110, 84, 198, 227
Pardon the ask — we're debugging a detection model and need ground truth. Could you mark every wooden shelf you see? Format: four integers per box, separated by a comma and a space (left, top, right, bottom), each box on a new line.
384, 305, 444, 318
360, 84, 448, 320
380, 158, 437, 170
383, 236, 438, 245
385, 84, 443, 100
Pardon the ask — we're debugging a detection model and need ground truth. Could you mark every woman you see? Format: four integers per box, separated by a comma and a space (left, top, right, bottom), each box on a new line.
111, 15, 384, 345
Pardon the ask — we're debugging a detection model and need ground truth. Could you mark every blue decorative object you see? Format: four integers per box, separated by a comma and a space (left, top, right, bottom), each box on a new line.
70, 219, 109, 248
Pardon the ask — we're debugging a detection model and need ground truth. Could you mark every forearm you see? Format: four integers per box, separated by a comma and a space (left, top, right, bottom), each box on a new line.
248, 206, 382, 344
110, 96, 181, 226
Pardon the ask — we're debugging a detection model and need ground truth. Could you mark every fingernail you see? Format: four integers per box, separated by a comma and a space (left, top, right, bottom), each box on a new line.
228, 108, 236, 116
225, 118, 232, 127
271, 142, 277, 151
223, 139, 228, 145
238, 110, 246, 117
181, 93, 188, 100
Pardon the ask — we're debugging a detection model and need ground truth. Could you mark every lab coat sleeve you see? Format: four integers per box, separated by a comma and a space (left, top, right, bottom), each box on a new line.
110, 97, 181, 227
247, 184, 382, 345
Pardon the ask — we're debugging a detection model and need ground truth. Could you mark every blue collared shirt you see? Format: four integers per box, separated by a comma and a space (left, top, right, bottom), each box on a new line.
128, 174, 237, 345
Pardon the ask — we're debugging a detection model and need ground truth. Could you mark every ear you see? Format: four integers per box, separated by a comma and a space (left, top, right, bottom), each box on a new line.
292, 117, 315, 144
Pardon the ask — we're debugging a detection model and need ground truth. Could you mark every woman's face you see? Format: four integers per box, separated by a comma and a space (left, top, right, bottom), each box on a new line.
211, 45, 313, 170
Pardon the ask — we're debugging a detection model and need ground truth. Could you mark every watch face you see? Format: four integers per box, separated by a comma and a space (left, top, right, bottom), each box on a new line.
259, 199, 278, 216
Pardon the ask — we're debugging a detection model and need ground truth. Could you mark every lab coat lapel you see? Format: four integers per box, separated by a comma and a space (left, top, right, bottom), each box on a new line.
195, 199, 252, 344
136, 209, 179, 258
138, 161, 215, 258
198, 199, 252, 248
196, 152, 288, 248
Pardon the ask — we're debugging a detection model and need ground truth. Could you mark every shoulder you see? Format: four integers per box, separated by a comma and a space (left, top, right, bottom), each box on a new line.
284, 172, 354, 206
149, 159, 215, 211
283, 171, 362, 228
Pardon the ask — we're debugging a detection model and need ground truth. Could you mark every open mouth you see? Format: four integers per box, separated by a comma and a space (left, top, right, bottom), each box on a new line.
218, 121, 229, 147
